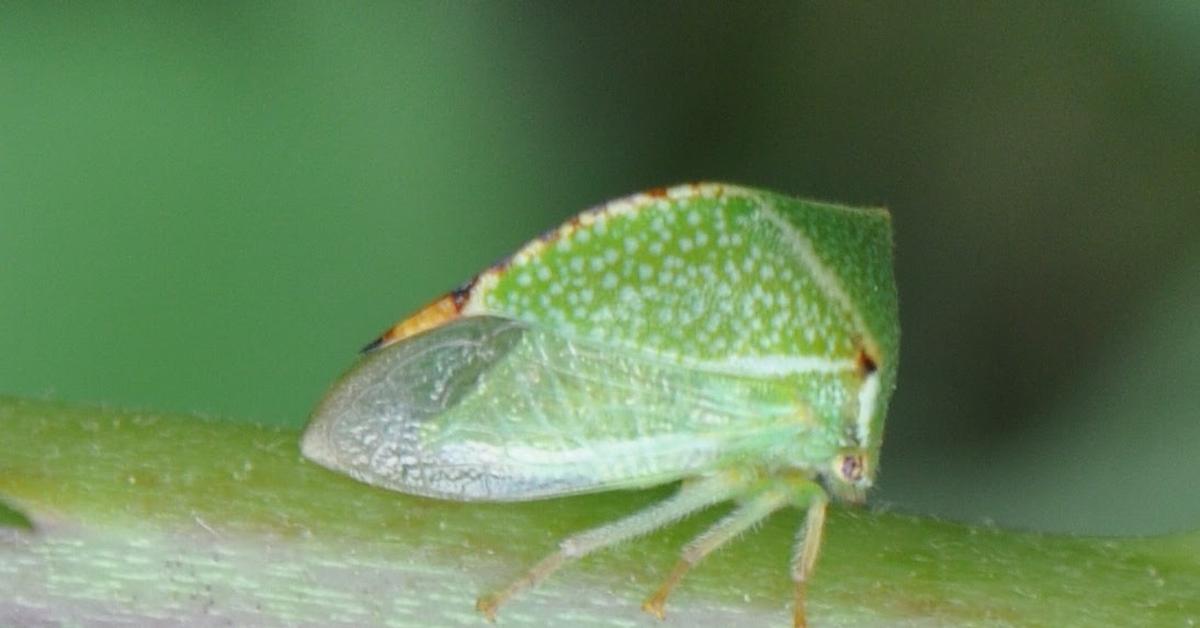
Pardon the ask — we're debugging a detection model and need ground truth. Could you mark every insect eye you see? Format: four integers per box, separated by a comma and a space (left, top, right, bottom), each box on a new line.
835, 452, 867, 484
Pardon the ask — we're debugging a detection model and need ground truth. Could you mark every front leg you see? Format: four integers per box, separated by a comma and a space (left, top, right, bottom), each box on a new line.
791, 486, 828, 628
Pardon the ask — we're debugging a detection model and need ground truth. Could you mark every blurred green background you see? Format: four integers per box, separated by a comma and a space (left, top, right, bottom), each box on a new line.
2, 3, 1198, 536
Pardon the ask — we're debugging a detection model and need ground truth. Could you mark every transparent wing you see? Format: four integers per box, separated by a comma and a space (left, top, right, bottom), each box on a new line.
302, 316, 818, 501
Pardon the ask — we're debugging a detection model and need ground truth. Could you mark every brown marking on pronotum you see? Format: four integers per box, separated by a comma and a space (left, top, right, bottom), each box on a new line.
488, 251, 515, 275
646, 186, 669, 198
450, 275, 479, 308
535, 224, 562, 246
855, 348, 878, 378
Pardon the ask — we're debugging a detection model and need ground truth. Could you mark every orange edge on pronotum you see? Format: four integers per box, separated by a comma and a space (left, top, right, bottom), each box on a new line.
361, 289, 468, 353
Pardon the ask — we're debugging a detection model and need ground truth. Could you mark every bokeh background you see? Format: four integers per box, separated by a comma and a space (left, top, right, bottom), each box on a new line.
3, 3, 1198, 536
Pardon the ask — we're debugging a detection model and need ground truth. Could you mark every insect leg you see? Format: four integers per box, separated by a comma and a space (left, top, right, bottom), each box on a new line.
790, 482, 828, 628
641, 482, 791, 620
475, 470, 750, 621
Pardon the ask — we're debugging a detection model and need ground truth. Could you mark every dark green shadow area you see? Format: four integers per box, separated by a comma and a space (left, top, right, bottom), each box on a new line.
0, 498, 32, 531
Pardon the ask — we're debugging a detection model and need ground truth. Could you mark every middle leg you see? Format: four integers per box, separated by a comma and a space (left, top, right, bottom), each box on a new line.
476, 469, 753, 620
641, 482, 792, 619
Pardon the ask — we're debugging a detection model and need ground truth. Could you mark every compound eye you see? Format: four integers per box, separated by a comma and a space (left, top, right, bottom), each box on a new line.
836, 452, 867, 484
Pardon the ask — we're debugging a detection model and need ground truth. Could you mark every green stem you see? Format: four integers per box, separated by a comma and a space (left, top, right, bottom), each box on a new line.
1, 396, 1196, 626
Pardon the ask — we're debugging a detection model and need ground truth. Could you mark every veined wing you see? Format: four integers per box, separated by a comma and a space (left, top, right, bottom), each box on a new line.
302, 315, 826, 502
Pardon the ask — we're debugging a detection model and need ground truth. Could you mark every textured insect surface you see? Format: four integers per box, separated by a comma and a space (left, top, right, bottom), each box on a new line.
302, 183, 899, 627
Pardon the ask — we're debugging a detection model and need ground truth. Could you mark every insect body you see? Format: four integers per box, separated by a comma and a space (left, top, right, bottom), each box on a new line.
302, 183, 899, 627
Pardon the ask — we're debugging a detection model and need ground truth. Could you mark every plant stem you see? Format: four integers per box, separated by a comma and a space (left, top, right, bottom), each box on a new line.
1, 396, 1196, 627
